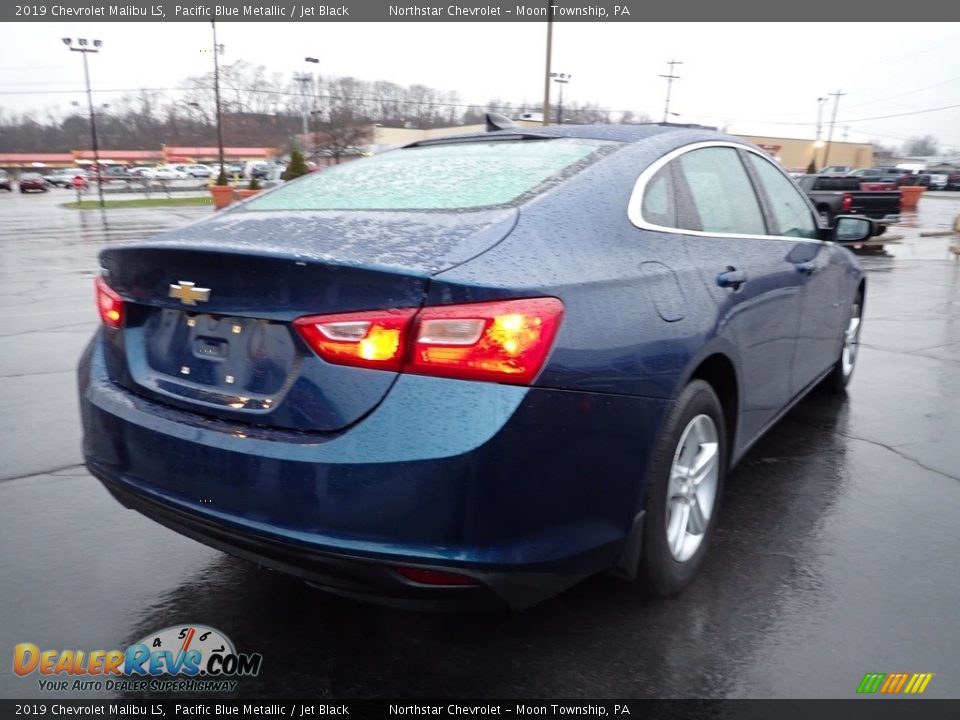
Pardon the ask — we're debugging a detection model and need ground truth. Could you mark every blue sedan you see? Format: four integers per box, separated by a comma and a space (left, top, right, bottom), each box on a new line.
79, 121, 873, 609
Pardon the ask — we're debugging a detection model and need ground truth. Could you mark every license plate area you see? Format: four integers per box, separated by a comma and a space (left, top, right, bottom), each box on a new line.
141, 309, 297, 400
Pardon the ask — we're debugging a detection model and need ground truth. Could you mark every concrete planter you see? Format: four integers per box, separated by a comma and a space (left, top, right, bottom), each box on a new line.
236, 188, 263, 201
209, 184, 234, 209
899, 186, 925, 210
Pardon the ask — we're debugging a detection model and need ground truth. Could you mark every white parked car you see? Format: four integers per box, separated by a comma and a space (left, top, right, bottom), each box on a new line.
43, 168, 87, 187
175, 164, 212, 178
260, 165, 287, 189
142, 165, 190, 180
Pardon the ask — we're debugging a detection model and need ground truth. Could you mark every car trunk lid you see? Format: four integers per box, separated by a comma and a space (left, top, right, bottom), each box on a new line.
99, 208, 517, 432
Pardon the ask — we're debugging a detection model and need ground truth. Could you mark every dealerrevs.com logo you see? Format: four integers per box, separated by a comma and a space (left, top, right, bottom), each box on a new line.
13, 624, 263, 693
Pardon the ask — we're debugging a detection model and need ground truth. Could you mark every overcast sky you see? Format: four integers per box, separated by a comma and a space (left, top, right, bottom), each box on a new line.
3, 21, 959, 150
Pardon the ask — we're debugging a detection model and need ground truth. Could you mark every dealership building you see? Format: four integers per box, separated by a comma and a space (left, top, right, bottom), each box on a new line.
0, 127, 875, 175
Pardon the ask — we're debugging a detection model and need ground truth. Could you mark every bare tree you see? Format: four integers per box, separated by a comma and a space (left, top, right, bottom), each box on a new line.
312, 110, 371, 164
904, 135, 939, 156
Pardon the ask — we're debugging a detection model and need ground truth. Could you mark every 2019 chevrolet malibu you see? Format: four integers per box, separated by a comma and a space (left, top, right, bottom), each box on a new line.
79, 121, 873, 609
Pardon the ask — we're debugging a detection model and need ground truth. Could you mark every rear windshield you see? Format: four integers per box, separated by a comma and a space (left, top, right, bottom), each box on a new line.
245, 138, 615, 212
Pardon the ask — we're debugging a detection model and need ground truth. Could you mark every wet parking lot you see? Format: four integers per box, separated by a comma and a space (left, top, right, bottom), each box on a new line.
1, 189, 959, 699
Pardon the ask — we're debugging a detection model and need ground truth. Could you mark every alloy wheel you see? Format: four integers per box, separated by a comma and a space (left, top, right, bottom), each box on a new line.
665, 414, 720, 562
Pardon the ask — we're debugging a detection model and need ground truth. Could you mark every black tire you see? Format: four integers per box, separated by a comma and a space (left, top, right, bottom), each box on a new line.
823, 289, 864, 394
638, 379, 727, 596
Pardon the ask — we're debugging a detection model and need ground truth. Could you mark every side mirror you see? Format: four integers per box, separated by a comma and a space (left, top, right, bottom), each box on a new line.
833, 215, 876, 243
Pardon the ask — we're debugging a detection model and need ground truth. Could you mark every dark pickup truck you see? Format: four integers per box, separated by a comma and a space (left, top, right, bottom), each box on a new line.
796, 175, 901, 225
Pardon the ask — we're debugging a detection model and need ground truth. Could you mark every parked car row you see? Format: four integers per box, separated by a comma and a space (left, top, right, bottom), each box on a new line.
10, 162, 281, 188
844, 166, 960, 191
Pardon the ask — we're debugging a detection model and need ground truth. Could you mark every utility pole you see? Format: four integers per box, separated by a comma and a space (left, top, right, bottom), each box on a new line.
550, 73, 571, 125
63, 37, 105, 208
660, 59, 683, 124
211, 21, 226, 178
822, 89, 846, 168
542, 5, 553, 125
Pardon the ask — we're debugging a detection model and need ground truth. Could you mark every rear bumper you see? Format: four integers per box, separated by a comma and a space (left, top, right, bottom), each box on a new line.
79, 333, 670, 608
94, 472, 599, 610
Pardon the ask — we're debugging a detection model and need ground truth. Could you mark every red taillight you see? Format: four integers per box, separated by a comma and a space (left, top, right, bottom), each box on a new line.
394, 566, 478, 586
408, 298, 565, 385
94, 277, 124, 329
292, 308, 417, 371
293, 298, 564, 385
841, 193, 853, 212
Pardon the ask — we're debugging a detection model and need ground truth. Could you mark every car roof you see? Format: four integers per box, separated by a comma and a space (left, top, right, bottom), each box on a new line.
402, 122, 725, 148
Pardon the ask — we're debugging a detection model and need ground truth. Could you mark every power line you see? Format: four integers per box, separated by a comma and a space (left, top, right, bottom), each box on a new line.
840, 75, 960, 112
838, 103, 960, 123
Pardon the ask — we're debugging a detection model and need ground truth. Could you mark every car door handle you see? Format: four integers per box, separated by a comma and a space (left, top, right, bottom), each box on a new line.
794, 261, 818, 275
716, 268, 748, 290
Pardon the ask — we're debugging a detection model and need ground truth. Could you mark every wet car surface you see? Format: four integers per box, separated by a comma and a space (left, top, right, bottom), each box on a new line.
1, 190, 959, 699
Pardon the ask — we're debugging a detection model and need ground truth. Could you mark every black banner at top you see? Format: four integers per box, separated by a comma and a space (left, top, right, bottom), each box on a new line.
4, 0, 959, 22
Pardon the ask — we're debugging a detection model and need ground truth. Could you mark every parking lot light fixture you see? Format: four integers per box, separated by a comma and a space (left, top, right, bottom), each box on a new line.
304, 57, 321, 162
211, 22, 227, 184
550, 72, 571, 125
64, 36, 105, 208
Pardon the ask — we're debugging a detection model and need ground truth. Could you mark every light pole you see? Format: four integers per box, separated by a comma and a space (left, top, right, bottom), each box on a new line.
62, 37, 105, 208
305, 57, 320, 162
822, 89, 847, 169
293, 72, 311, 153
814, 96, 828, 170
660, 59, 683, 124
550, 72, 571, 125
542, 6, 553, 126
211, 21, 226, 180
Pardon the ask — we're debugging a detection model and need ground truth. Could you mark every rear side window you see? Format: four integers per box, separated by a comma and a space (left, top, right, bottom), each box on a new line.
641, 166, 677, 227
245, 138, 615, 211
675, 147, 766, 235
747, 154, 818, 239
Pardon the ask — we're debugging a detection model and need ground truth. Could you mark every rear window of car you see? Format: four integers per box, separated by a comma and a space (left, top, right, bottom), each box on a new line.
245, 138, 616, 211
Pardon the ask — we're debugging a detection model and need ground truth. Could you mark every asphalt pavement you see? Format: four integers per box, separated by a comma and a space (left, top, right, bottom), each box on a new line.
1, 189, 959, 699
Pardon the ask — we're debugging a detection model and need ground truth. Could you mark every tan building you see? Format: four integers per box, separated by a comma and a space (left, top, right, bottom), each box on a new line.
372, 125, 874, 173
737, 135, 874, 172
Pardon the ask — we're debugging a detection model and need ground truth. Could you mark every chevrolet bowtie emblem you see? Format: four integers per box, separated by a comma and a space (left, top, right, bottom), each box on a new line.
168, 281, 211, 306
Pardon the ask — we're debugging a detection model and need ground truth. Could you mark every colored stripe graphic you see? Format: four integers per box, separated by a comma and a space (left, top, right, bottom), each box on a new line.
857, 673, 885, 694
858, 672, 933, 694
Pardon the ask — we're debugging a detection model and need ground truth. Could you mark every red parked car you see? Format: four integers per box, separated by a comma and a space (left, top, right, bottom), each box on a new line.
19, 173, 49, 193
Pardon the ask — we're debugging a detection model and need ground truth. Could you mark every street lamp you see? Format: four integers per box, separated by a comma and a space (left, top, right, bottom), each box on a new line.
293, 71, 312, 153
63, 37, 105, 208
814, 96, 829, 171
304, 57, 321, 162
210, 22, 226, 180
550, 72, 571, 125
